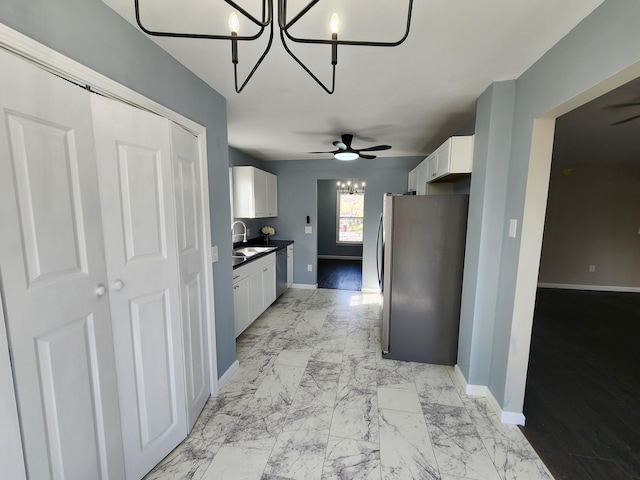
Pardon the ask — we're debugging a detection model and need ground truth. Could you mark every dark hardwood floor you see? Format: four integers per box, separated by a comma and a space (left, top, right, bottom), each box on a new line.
521, 288, 640, 480
317, 258, 362, 291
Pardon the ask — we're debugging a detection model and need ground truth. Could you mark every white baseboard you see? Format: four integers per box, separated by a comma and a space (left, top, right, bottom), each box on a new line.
317, 255, 363, 260
538, 282, 640, 293
361, 288, 381, 294
217, 360, 239, 390
454, 364, 525, 426
291, 283, 318, 289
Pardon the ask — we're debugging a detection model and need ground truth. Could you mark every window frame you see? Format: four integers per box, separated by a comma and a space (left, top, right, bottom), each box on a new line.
335, 190, 365, 245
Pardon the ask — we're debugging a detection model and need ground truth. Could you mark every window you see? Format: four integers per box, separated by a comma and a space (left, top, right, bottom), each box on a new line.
337, 191, 364, 243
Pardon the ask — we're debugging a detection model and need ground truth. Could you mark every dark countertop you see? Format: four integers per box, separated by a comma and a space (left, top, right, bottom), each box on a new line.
232, 237, 294, 269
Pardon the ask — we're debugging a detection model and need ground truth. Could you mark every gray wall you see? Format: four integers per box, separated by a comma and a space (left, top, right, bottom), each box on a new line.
264, 157, 423, 289
317, 179, 364, 258
457, 81, 515, 388
458, 0, 640, 410
0, 0, 237, 378
539, 161, 640, 287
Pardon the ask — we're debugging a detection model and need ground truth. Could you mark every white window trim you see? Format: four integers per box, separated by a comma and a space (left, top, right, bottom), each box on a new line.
335, 190, 364, 245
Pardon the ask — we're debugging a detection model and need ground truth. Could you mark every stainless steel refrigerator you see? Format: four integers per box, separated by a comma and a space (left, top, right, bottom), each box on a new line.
376, 193, 468, 365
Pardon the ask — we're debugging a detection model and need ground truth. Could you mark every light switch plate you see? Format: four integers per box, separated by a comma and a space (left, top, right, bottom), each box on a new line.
305, 226, 312, 234
211, 245, 219, 262
508, 219, 518, 238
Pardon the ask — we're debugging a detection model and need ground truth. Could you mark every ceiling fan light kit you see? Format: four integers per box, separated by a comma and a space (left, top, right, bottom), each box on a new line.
134, 0, 413, 94
334, 151, 359, 161
311, 133, 392, 160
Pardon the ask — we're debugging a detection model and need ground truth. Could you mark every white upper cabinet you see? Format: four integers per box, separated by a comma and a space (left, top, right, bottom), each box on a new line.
409, 135, 475, 195
427, 135, 474, 183
232, 166, 278, 218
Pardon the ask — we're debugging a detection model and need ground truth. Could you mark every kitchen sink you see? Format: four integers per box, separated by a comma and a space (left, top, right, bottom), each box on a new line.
233, 246, 276, 258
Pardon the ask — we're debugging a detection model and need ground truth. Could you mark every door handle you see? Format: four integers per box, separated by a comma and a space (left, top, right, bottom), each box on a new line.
95, 284, 106, 297
112, 279, 125, 291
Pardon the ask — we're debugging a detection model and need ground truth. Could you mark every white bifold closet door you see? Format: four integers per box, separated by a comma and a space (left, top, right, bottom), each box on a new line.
0, 47, 210, 480
0, 50, 126, 479
170, 123, 210, 429
91, 95, 188, 480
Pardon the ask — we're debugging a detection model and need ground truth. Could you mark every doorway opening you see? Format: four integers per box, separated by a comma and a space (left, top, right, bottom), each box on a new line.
316, 179, 364, 291
520, 76, 640, 479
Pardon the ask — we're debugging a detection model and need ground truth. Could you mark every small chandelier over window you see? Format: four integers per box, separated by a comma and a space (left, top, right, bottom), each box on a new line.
134, 0, 413, 94
337, 180, 365, 195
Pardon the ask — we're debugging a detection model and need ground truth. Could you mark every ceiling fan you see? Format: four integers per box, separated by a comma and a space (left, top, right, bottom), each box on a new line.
310, 134, 391, 160
604, 101, 640, 126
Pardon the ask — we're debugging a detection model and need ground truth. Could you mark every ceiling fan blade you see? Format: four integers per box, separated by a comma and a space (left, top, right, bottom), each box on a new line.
359, 153, 376, 159
342, 134, 354, 149
309, 150, 339, 154
359, 145, 392, 152
332, 141, 347, 150
604, 102, 640, 109
610, 114, 640, 126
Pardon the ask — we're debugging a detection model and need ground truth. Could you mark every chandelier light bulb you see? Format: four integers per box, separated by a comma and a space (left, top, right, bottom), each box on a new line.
228, 12, 239, 34
362, 182, 365, 187
330, 13, 340, 35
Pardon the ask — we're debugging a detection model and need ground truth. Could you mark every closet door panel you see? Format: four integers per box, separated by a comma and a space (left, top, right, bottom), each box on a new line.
91, 95, 187, 480
0, 49, 124, 480
170, 123, 209, 429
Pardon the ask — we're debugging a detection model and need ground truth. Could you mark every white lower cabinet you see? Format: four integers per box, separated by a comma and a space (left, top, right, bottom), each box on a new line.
234, 253, 276, 338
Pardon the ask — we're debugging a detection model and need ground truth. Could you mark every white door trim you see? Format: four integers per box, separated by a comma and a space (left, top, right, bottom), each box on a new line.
0, 21, 219, 477
505, 61, 640, 417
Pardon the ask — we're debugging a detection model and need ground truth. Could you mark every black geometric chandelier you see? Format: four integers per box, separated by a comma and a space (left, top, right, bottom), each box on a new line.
134, 0, 413, 94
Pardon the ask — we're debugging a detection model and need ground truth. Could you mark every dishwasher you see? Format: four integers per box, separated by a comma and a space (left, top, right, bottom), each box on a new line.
276, 247, 287, 298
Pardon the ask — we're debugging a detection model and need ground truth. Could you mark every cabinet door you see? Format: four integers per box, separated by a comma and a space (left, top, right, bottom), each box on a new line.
233, 277, 250, 337
262, 262, 277, 308
253, 168, 268, 217
416, 161, 430, 195
0, 49, 125, 480
436, 141, 451, 178
408, 168, 418, 192
232, 166, 255, 218
92, 95, 187, 480
266, 172, 278, 217
287, 246, 294, 288
248, 270, 265, 321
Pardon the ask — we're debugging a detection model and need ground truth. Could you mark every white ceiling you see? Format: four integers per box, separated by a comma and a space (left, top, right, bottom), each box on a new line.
102, 0, 604, 161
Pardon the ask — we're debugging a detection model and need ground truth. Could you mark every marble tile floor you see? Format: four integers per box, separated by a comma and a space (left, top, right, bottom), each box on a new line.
145, 288, 553, 480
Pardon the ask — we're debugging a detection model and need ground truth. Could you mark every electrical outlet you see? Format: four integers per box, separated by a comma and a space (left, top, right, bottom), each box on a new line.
305, 226, 312, 234
589, 265, 596, 273
508, 219, 518, 238
246, 227, 250, 236
211, 245, 218, 263
307, 264, 312, 272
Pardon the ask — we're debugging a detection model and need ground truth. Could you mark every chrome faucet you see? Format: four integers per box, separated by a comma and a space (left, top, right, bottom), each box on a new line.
231, 220, 248, 243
